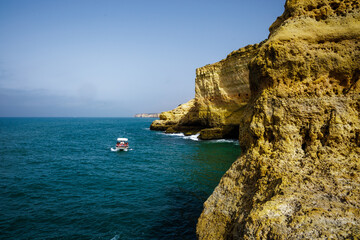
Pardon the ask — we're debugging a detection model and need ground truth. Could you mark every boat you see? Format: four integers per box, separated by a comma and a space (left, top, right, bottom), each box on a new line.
111, 138, 129, 152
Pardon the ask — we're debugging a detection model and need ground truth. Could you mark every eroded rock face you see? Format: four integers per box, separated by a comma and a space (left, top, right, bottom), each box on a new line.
197, 0, 360, 239
197, 94, 360, 239
195, 44, 260, 127
150, 99, 200, 133
150, 44, 260, 139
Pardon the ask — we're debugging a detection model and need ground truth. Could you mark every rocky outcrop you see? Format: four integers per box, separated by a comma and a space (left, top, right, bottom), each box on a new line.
150, 44, 261, 139
134, 113, 159, 118
197, 0, 360, 239
150, 99, 203, 135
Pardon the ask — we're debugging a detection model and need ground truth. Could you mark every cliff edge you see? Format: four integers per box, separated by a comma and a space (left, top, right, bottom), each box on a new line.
197, 0, 360, 239
150, 44, 261, 139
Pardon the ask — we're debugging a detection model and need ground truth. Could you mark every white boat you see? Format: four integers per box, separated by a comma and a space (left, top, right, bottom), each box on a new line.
111, 138, 129, 152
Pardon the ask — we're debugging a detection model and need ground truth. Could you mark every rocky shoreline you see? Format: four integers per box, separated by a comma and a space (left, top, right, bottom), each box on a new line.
150, 44, 261, 140
151, 0, 360, 238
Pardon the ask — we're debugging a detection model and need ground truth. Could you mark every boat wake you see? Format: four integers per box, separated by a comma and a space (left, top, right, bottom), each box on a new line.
110, 148, 133, 152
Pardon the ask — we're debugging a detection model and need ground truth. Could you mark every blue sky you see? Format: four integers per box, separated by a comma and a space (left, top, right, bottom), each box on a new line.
0, 0, 285, 117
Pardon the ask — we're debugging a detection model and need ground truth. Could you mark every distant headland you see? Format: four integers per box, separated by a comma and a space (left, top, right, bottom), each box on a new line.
134, 113, 159, 118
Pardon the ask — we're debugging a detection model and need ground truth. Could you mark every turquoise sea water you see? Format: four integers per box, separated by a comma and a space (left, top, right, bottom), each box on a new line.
0, 118, 240, 239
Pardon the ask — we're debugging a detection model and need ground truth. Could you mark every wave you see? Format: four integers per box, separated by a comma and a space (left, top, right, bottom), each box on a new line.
160, 132, 200, 141
166, 133, 185, 137
110, 235, 120, 240
161, 132, 238, 143
183, 133, 200, 141
210, 139, 239, 144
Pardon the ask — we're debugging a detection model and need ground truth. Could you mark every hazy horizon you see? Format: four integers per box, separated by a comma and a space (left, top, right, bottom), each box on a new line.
0, 0, 285, 117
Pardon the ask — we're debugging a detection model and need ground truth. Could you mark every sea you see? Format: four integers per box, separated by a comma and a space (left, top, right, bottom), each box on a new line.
0, 118, 241, 240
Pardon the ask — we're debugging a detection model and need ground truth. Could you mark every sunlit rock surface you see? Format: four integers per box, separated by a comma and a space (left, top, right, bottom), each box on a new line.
197, 0, 360, 239
150, 45, 260, 139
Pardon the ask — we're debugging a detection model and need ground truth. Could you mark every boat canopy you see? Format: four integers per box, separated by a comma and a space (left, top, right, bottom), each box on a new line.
117, 138, 128, 142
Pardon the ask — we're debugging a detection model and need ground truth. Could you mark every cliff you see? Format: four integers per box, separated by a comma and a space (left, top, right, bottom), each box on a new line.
197, 0, 360, 239
150, 44, 261, 139
134, 113, 159, 118
150, 99, 202, 135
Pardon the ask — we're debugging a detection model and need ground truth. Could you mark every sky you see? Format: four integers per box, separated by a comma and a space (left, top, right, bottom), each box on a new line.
0, 0, 286, 117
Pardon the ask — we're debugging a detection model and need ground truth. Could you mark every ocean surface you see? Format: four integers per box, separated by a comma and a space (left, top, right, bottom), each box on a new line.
0, 118, 241, 240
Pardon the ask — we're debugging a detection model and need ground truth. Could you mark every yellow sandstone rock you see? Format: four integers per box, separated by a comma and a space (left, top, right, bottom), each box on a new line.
150, 0, 359, 237
195, 44, 260, 127
197, 0, 360, 239
150, 44, 260, 139
150, 98, 197, 131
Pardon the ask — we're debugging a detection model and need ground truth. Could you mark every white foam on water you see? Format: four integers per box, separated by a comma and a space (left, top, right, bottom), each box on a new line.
167, 133, 185, 137
211, 139, 239, 144
159, 132, 201, 141
183, 133, 200, 141
110, 235, 120, 240
110, 148, 133, 152
158, 132, 185, 137
159, 131, 238, 143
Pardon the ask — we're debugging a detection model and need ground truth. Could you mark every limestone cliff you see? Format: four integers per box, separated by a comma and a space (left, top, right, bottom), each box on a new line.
150, 44, 260, 139
197, 0, 360, 239
195, 44, 259, 127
